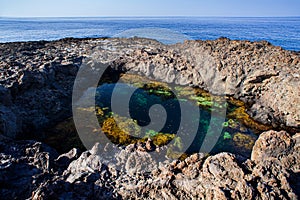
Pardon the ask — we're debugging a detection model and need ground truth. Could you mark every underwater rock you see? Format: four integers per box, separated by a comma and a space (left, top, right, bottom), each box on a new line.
233, 132, 256, 151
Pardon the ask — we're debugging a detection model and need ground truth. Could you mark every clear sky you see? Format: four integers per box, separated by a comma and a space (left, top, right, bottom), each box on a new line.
0, 0, 299, 17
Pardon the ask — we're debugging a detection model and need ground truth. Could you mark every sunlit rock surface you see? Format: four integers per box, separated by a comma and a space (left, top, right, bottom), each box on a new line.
0, 37, 299, 199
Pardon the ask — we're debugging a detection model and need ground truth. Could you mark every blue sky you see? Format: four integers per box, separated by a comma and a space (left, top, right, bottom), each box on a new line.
0, 0, 299, 17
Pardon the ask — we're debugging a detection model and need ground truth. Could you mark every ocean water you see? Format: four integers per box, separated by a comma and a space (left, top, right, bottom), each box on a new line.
0, 17, 299, 51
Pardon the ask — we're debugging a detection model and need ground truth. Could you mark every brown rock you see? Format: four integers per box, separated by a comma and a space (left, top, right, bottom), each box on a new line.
251, 130, 299, 172
200, 153, 253, 200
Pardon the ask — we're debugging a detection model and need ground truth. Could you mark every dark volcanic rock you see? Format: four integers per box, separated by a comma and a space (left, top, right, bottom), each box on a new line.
29, 130, 299, 199
0, 38, 299, 199
0, 105, 18, 138
1, 37, 299, 140
0, 130, 298, 199
0, 135, 58, 199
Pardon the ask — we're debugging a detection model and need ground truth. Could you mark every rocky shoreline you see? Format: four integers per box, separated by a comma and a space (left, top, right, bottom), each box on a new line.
0, 37, 299, 199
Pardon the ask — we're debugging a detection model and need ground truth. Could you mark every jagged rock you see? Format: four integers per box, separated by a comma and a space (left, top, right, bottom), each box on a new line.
31, 130, 299, 199
0, 128, 298, 199
55, 148, 80, 168
0, 38, 299, 140
249, 158, 297, 200
199, 153, 253, 199
0, 135, 58, 199
250, 130, 300, 199
0, 38, 299, 199
251, 130, 300, 173
0, 105, 18, 138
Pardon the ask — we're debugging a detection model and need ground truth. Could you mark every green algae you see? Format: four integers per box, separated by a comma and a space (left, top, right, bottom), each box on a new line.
173, 137, 183, 150
223, 132, 232, 140
222, 119, 236, 128
145, 129, 159, 137
227, 106, 272, 133
94, 74, 271, 157
222, 121, 230, 127
44, 73, 272, 158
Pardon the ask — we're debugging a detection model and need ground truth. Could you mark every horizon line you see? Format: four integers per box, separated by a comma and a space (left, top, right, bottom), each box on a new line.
1, 15, 300, 18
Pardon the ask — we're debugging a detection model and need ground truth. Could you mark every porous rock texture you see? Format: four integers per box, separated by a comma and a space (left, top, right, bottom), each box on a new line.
0, 37, 299, 139
0, 37, 299, 199
0, 130, 299, 199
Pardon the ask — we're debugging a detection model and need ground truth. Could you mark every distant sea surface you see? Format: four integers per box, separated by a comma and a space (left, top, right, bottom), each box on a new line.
0, 17, 299, 51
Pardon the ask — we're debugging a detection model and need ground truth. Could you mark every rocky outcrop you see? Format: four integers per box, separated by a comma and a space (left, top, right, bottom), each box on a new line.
0, 38, 299, 140
0, 39, 85, 138
0, 135, 58, 199
122, 39, 300, 128
0, 37, 299, 199
0, 130, 299, 199
251, 130, 300, 173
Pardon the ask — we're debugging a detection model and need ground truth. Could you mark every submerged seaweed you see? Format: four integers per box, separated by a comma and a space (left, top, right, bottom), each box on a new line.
93, 74, 269, 157
45, 74, 271, 157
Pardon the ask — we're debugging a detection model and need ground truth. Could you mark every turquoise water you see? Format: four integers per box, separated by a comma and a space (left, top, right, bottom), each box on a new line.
95, 82, 258, 158
0, 17, 299, 51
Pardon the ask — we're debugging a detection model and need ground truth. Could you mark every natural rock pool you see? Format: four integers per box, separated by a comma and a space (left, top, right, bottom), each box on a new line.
45, 74, 271, 158
45, 74, 272, 158
94, 74, 273, 158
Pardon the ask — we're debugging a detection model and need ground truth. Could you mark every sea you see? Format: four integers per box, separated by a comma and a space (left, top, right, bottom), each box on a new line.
0, 17, 299, 51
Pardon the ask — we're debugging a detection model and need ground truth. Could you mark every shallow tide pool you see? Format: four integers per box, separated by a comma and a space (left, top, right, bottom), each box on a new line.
93, 74, 271, 158
44, 74, 271, 158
